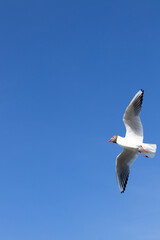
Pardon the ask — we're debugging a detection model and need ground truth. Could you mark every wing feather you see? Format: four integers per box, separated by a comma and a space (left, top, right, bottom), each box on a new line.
123, 89, 144, 142
116, 149, 139, 193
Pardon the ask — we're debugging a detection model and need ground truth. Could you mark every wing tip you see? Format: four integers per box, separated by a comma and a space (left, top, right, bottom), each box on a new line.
120, 187, 126, 194
140, 89, 144, 94
119, 175, 129, 194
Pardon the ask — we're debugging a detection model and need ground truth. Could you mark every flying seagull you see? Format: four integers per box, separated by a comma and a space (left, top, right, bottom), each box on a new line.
108, 89, 157, 193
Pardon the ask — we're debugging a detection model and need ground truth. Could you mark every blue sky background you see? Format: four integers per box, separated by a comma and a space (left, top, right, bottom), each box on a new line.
0, 1, 160, 239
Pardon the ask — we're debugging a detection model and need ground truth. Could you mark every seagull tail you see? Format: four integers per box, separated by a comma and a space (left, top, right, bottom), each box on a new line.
142, 143, 157, 158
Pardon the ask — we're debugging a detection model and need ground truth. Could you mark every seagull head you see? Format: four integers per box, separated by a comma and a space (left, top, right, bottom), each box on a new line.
107, 135, 117, 143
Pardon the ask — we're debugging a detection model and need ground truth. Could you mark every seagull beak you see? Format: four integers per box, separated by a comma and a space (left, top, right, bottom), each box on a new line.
107, 139, 112, 142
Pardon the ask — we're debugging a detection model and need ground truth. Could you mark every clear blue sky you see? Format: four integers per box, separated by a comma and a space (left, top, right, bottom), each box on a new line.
0, 1, 160, 239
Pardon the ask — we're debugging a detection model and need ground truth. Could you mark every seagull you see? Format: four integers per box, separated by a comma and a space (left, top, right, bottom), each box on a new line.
108, 89, 157, 193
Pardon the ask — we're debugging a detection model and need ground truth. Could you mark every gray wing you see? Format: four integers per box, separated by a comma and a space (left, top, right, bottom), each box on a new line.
116, 149, 139, 193
123, 89, 144, 142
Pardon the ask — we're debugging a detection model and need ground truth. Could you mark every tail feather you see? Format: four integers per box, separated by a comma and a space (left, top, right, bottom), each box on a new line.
142, 143, 157, 158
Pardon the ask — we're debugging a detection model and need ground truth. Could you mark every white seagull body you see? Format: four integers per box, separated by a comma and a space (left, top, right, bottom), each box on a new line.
108, 90, 157, 193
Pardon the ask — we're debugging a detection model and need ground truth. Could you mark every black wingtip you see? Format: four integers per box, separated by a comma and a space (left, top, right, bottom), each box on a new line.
120, 185, 128, 193
120, 174, 129, 194
121, 186, 128, 193
141, 89, 144, 94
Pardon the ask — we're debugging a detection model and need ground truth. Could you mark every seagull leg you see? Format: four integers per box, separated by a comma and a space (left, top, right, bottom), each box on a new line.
140, 145, 148, 153
139, 145, 149, 157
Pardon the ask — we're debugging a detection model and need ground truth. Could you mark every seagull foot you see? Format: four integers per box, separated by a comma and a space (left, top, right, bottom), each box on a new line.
140, 152, 149, 158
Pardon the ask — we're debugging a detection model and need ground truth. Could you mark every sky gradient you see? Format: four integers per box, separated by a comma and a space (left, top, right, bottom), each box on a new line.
0, 1, 160, 239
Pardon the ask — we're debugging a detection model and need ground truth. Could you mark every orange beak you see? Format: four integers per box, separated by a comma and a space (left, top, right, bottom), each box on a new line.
107, 139, 112, 142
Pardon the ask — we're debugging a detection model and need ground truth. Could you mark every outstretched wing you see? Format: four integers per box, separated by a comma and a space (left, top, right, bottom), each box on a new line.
123, 89, 144, 142
116, 149, 139, 193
